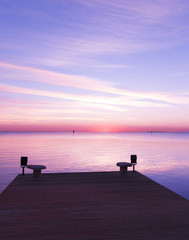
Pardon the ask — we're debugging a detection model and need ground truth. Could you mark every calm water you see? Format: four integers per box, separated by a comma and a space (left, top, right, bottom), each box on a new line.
0, 132, 189, 199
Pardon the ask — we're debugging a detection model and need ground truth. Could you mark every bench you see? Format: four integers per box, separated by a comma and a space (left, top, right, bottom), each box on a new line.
117, 155, 137, 175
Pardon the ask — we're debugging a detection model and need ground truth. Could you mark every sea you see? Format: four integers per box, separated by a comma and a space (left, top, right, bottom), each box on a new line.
0, 132, 189, 199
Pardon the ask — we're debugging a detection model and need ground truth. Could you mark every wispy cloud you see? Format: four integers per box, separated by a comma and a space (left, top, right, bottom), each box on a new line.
0, 62, 114, 93
1, 80, 187, 109
77, 0, 189, 22
1, 0, 189, 70
93, 64, 130, 69
1, 62, 189, 107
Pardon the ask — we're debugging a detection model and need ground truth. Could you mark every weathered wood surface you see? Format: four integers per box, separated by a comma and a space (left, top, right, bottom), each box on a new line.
0, 171, 189, 240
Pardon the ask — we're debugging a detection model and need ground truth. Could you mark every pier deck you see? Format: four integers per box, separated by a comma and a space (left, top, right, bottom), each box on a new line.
0, 171, 189, 239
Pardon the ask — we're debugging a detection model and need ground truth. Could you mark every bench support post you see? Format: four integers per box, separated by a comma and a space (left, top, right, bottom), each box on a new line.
120, 166, 128, 175
33, 169, 41, 177
22, 167, 25, 175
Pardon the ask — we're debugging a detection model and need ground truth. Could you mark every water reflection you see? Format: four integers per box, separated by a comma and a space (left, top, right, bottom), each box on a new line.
0, 132, 189, 199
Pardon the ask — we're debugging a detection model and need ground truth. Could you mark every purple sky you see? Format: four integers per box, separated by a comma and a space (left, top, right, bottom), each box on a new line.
1, 0, 189, 132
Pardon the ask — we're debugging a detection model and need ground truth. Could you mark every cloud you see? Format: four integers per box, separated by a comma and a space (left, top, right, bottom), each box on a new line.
1, 62, 189, 107
2, 0, 189, 67
0, 82, 183, 109
93, 64, 130, 69
0, 62, 115, 93
77, 0, 189, 20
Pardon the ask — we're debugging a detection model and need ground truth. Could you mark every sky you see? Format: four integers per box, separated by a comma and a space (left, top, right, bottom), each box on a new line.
1, 0, 189, 132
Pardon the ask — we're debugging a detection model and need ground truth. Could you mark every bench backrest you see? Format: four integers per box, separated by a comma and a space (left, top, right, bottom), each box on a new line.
21, 156, 28, 166
131, 155, 137, 164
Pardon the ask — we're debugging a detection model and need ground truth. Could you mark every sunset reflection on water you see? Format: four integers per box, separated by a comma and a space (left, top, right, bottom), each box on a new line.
0, 132, 189, 199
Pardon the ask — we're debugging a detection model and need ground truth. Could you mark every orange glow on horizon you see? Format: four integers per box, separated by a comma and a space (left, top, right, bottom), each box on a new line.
1, 122, 189, 133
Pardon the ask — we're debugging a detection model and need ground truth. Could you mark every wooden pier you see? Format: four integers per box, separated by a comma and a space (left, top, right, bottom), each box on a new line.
0, 171, 189, 239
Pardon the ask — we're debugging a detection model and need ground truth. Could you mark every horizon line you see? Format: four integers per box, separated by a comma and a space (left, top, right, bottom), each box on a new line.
1, 130, 189, 133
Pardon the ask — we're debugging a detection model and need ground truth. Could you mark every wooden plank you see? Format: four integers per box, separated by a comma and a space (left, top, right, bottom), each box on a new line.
0, 171, 189, 240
